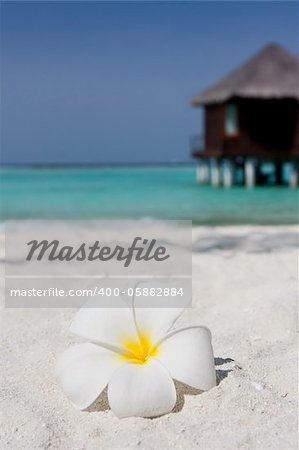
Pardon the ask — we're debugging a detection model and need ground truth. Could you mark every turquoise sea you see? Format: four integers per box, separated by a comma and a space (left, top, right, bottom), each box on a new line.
0, 165, 298, 225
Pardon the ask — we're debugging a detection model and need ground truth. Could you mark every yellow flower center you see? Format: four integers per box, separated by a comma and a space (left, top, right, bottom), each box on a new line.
121, 333, 159, 365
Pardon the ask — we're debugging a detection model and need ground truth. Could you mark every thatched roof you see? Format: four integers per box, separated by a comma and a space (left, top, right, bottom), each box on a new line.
192, 44, 299, 106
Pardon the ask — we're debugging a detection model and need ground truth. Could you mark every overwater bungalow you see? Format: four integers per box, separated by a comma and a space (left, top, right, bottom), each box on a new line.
191, 44, 299, 187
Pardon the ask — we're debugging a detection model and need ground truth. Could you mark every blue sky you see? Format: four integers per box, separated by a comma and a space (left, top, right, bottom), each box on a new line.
1, 1, 298, 164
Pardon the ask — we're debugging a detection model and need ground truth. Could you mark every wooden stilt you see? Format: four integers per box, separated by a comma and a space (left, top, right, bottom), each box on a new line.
196, 160, 209, 184
289, 162, 298, 187
223, 160, 234, 188
210, 159, 220, 187
245, 159, 256, 188
196, 165, 201, 183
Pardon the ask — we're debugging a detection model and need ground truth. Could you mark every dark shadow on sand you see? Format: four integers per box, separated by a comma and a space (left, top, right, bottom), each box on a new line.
86, 356, 234, 415
215, 356, 234, 385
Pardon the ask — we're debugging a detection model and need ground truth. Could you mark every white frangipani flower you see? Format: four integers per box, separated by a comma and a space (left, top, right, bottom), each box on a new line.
56, 291, 216, 418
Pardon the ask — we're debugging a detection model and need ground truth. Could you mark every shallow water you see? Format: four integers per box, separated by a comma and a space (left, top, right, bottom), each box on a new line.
1, 165, 298, 224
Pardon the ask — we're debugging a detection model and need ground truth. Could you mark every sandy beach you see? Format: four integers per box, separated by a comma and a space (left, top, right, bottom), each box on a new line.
1, 225, 297, 450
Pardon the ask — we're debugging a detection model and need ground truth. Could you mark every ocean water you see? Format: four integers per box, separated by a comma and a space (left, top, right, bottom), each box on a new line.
0, 165, 298, 225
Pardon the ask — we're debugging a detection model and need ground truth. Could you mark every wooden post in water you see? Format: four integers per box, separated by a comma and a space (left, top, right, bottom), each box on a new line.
245, 159, 256, 188
210, 158, 220, 187
196, 160, 209, 184
223, 160, 234, 188
289, 162, 298, 187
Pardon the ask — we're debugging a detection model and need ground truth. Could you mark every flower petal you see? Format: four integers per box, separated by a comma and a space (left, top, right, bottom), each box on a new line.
107, 359, 176, 418
70, 303, 139, 352
133, 282, 189, 344
134, 307, 185, 345
156, 326, 216, 391
56, 343, 122, 409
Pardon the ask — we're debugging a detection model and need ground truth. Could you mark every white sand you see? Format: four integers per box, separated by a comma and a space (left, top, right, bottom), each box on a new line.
0, 225, 297, 449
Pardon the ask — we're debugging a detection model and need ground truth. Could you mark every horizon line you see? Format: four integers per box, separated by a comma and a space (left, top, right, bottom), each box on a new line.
0, 161, 195, 168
